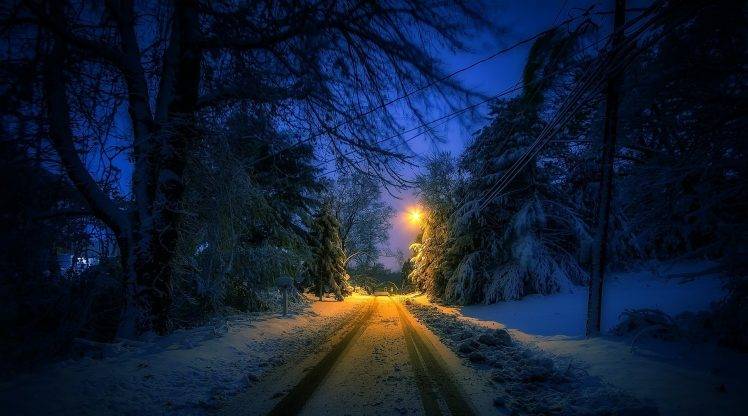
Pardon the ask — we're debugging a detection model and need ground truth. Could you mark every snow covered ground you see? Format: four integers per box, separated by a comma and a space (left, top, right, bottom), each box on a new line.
408, 261, 748, 415
2, 262, 743, 416
458, 260, 725, 336
0, 294, 370, 416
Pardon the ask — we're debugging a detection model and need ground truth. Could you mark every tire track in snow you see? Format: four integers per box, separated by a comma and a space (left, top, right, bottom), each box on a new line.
266, 298, 378, 415
395, 299, 477, 416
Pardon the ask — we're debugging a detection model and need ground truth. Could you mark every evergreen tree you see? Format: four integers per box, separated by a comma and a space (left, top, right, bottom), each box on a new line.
400, 258, 414, 289
310, 204, 349, 301
613, 0, 747, 265
410, 28, 594, 304
409, 153, 460, 299
409, 2, 746, 309
446, 95, 590, 304
173, 111, 321, 319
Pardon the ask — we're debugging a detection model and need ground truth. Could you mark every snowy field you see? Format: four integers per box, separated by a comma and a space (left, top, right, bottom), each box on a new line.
410, 261, 748, 415
0, 295, 369, 416
459, 260, 725, 336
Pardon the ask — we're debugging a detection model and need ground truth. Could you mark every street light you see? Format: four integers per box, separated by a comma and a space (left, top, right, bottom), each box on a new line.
407, 207, 423, 225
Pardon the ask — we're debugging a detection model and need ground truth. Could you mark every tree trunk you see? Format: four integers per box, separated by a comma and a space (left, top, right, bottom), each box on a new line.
42, 11, 141, 336
129, 0, 202, 334
42, 1, 203, 336
115, 233, 139, 338
328, 275, 343, 301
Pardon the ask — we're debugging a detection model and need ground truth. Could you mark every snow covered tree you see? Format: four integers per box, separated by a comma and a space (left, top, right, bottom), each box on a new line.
172, 112, 320, 320
613, 0, 747, 265
410, 26, 595, 304
551, 0, 747, 271
454, 28, 593, 304
446, 98, 590, 304
409, 153, 461, 299
309, 204, 349, 301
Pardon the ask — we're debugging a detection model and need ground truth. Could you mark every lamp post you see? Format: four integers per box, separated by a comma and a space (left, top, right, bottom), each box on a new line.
276, 276, 293, 316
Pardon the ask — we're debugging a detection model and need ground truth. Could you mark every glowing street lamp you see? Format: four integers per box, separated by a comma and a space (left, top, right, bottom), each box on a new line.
407, 207, 423, 225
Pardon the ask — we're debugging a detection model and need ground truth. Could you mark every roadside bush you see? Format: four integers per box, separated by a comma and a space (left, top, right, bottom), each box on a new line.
0, 261, 122, 375
611, 279, 748, 352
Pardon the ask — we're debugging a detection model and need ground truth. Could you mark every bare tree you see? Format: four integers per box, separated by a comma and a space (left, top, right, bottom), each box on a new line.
328, 172, 394, 269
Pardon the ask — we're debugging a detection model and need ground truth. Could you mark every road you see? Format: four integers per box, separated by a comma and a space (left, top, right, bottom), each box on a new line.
218, 296, 485, 416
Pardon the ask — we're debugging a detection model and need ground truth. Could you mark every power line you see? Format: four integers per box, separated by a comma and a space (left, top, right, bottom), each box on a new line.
448, 0, 584, 211
249, 5, 602, 169
428, 0, 662, 228
472, 0, 695, 216
319, 82, 524, 176
321, 0, 580, 178
320, 21, 627, 179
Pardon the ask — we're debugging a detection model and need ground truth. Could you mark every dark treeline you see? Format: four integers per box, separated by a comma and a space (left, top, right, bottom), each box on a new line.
0, 0, 486, 370
407, 1, 746, 345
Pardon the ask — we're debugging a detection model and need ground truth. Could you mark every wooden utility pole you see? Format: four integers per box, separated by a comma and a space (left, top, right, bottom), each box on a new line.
586, 0, 626, 336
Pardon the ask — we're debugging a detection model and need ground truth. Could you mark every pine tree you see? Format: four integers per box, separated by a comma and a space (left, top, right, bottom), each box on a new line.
446, 96, 590, 304
410, 27, 594, 304
310, 204, 349, 301
400, 258, 414, 288
409, 153, 460, 300
613, 0, 747, 264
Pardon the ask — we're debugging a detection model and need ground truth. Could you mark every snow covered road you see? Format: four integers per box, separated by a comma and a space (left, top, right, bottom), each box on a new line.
218, 295, 490, 416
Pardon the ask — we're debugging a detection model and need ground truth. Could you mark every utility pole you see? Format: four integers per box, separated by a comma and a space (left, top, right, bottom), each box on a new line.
586, 0, 626, 336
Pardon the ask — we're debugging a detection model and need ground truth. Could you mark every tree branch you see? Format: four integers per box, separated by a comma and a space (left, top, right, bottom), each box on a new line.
43, 26, 130, 236
195, 81, 310, 109
33, 207, 93, 221
24, 0, 128, 70
105, 0, 156, 221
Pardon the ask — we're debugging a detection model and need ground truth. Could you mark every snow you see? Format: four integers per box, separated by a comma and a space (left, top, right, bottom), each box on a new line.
299, 297, 423, 415
459, 260, 725, 336
1, 263, 740, 416
528, 335, 748, 416
406, 261, 748, 415
0, 294, 370, 416
405, 300, 659, 415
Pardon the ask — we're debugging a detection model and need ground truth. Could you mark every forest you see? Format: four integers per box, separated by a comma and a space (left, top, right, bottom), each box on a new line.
0, 0, 746, 414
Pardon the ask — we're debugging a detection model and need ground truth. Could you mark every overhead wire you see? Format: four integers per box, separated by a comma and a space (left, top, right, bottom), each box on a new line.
472, 0, 704, 216
320, 15, 628, 179
472, 0, 670, 215
446, 0, 582, 212
249, 5, 603, 169
418, 0, 665, 230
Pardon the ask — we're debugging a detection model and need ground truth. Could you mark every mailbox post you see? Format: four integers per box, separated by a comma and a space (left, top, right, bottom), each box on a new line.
276, 276, 293, 316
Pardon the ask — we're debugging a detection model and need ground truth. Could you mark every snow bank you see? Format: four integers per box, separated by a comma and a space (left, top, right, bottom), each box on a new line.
406, 301, 658, 415
458, 260, 725, 336
530, 334, 748, 416
0, 295, 369, 416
